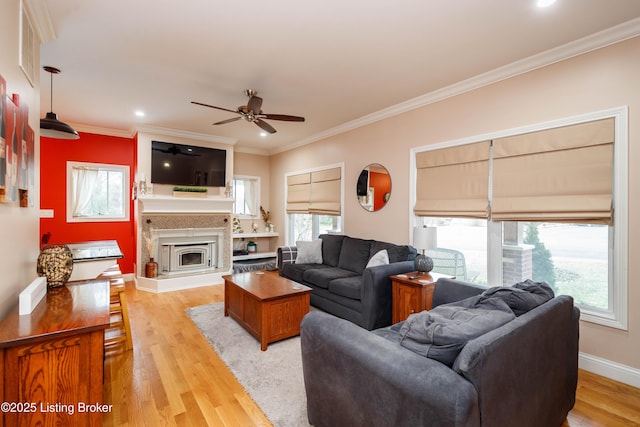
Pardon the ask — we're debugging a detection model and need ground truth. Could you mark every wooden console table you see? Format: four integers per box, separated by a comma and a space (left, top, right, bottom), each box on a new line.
391, 272, 454, 323
0, 279, 111, 426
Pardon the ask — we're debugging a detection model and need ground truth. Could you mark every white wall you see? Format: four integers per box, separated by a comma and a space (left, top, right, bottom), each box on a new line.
0, 0, 42, 317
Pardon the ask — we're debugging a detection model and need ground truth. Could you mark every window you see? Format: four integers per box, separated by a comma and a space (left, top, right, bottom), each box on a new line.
232, 175, 260, 217
66, 162, 130, 222
413, 107, 628, 329
285, 164, 344, 244
288, 213, 342, 243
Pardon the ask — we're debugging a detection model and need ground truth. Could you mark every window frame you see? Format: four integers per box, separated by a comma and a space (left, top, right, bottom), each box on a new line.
410, 106, 628, 330
66, 161, 130, 223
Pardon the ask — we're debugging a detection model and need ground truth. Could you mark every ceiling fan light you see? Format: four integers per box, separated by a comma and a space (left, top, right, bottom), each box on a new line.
40, 112, 80, 140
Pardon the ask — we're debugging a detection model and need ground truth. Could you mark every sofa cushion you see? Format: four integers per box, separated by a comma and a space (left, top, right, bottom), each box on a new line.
370, 241, 417, 263
280, 263, 331, 284
366, 249, 389, 269
329, 276, 364, 300
304, 267, 360, 289
398, 297, 516, 367
481, 280, 554, 316
338, 237, 372, 274
319, 234, 346, 267
296, 239, 323, 264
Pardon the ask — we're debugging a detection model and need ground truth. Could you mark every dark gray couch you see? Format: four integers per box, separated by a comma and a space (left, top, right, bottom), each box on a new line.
278, 234, 416, 330
300, 278, 580, 427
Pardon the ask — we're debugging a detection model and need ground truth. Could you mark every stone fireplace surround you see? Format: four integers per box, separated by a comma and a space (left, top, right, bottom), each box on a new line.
136, 195, 233, 293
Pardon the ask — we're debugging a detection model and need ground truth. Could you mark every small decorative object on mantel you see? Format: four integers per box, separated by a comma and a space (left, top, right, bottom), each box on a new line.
260, 205, 272, 232
172, 186, 208, 198
37, 244, 74, 289
413, 225, 437, 274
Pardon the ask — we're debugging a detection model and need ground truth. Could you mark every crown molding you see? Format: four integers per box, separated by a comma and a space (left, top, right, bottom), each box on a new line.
70, 123, 136, 139
234, 145, 271, 156
24, 0, 56, 43
135, 125, 238, 145
273, 17, 640, 155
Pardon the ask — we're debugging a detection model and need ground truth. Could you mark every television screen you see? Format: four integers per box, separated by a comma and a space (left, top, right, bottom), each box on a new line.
151, 141, 226, 187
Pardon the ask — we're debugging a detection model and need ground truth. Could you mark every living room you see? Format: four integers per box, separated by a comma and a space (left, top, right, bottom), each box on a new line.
1, 0, 640, 425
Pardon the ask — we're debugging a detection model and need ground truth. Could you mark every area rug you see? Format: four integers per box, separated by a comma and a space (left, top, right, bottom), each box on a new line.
186, 302, 310, 427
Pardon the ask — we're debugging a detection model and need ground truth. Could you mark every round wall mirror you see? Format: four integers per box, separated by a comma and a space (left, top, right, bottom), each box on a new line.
357, 163, 391, 212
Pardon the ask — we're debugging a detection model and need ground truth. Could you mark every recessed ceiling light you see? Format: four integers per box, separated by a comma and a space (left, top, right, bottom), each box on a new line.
536, 0, 556, 8
135, 110, 145, 117
260, 132, 268, 137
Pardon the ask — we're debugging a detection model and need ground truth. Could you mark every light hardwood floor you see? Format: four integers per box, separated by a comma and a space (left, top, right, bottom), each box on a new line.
104, 282, 640, 426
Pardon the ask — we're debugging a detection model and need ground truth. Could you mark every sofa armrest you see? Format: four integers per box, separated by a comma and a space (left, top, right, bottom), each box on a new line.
361, 260, 415, 329
276, 245, 297, 273
432, 277, 485, 307
453, 296, 579, 427
301, 311, 480, 427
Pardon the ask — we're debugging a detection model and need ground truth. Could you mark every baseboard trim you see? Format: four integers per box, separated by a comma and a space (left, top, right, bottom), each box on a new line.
579, 352, 640, 388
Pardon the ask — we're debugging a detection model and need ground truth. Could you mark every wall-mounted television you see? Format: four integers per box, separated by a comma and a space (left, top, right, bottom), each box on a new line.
151, 140, 226, 187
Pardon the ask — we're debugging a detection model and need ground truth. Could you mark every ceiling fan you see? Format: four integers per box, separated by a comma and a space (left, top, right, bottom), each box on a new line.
191, 89, 305, 134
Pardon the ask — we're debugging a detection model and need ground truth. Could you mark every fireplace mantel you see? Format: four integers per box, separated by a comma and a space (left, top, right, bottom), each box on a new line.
138, 194, 234, 213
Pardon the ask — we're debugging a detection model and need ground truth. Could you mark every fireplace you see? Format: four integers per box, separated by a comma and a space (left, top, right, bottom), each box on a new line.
153, 228, 224, 276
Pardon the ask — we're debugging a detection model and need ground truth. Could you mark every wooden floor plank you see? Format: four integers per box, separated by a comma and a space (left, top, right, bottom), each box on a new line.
104, 281, 640, 426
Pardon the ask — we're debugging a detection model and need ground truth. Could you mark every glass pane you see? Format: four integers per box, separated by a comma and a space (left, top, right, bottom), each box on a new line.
423, 218, 488, 284
318, 215, 341, 236
522, 222, 609, 311
291, 214, 312, 242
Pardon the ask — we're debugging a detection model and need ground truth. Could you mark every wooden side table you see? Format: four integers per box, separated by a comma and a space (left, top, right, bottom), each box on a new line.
390, 272, 454, 323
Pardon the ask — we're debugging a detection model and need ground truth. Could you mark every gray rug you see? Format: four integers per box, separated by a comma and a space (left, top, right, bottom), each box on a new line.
186, 302, 310, 427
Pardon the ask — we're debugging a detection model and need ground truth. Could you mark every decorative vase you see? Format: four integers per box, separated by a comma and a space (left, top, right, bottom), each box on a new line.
145, 258, 158, 278
414, 254, 434, 274
37, 244, 74, 289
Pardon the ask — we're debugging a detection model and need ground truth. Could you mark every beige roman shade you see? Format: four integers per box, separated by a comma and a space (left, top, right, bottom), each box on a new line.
309, 167, 341, 215
492, 118, 614, 224
286, 166, 342, 215
414, 141, 491, 218
286, 172, 311, 213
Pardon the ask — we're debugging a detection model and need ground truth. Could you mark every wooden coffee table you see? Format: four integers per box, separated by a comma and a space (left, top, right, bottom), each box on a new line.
223, 271, 312, 351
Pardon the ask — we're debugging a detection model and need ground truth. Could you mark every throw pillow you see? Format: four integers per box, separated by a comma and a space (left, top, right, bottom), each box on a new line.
295, 240, 323, 264
366, 249, 389, 269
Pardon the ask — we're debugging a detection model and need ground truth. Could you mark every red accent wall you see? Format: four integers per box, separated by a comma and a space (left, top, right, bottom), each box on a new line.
40, 132, 136, 274
370, 171, 391, 211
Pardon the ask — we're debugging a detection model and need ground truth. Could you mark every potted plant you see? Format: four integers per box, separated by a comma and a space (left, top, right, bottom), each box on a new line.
173, 186, 208, 198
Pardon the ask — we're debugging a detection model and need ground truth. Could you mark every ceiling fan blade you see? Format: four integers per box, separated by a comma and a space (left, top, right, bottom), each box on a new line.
247, 95, 263, 114
191, 101, 238, 114
213, 116, 242, 125
261, 114, 305, 122
255, 119, 277, 134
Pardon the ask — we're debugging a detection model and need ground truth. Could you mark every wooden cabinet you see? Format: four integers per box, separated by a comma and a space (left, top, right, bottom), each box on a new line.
0, 280, 110, 426
391, 272, 454, 323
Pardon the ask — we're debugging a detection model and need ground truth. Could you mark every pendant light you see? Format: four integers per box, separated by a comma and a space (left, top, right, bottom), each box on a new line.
40, 66, 79, 140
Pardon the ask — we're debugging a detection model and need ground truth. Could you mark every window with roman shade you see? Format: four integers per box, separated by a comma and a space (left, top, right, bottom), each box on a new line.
414, 141, 491, 218
286, 166, 342, 216
309, 167, 341, 215
491, 118, 614, 224
286, 172, 311, 213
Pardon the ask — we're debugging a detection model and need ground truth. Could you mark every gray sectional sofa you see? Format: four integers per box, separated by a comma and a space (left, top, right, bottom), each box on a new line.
301, 277, 580, 427
277, 234, 416, 330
